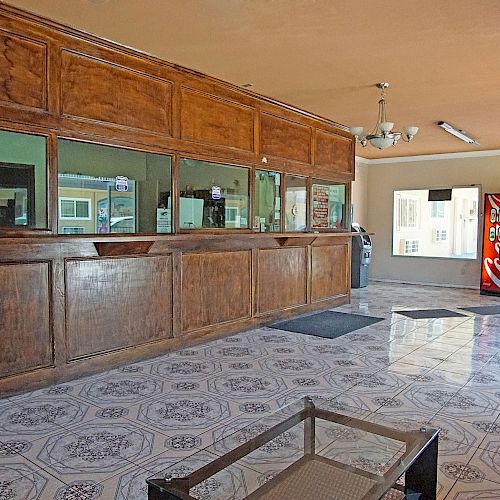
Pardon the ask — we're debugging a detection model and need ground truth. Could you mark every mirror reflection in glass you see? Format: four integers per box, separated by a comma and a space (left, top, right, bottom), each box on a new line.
285, 175, 307, 232
179, 158, 249, 229
0, 130, 47, 228
255, 170, 281, 232
58, 140, 171, 234
311, 179, 346, 229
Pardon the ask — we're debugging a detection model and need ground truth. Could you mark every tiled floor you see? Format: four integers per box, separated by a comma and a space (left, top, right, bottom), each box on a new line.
2, 282, 500, 499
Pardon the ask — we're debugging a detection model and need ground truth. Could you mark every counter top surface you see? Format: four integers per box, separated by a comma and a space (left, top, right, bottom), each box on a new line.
0, 231, 369, 245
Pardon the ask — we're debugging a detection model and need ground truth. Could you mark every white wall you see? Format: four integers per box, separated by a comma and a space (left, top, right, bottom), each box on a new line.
364, 154, 500, 287
351, 160, 369, 228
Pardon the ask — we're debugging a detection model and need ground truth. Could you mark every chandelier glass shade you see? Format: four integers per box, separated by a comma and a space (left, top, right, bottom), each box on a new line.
349, 83, 418, 150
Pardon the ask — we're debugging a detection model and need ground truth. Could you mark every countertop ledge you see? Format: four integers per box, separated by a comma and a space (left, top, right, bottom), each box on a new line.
0, 231, 373, 245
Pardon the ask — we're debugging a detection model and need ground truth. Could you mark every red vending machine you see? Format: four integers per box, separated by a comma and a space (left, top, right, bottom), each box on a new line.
480, 193, 500, 296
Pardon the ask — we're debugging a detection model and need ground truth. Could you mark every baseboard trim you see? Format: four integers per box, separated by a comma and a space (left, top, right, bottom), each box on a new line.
369, 278, 479, 290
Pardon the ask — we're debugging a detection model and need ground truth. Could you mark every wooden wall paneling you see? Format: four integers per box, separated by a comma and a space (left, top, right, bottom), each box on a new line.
94, 241, 153, 257
51, 258, 67, 365
306, 176, 312, 232
306, 244, 312, 305
253, 105, 261, 158
0, 240, 98, 261
171, 82, 182, 139
279, 173, 286, 233
257, 247, 307, 313
249, 163, 255, 231
47, 131, 58, 234
251, 248, 258, 317
181, 250, 251, 333
60, 50, 173, 135
260, 112, 311, 164
0, 261, 52, 377
180, 87, 255, 151
310, 243, 349, 302
65, 255, 173, 360
171, 155, 180, 234
48, 38, 61, 116
0, 30, 47, 111
314, 129, 354, 176
171, 251, 182, 336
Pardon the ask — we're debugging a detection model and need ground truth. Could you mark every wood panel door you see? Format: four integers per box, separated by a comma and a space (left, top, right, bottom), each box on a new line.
257, 247, 307, 313
65, 255, 173, 360
311, 244, 349, 301
181, 250, 251, 333
0, 262, 52, 377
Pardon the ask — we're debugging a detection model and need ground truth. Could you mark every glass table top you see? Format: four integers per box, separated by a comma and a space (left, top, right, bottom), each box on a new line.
147, 396, 438, 500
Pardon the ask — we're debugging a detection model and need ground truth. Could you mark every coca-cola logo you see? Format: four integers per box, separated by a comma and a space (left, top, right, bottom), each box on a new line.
484, 242, 500, 288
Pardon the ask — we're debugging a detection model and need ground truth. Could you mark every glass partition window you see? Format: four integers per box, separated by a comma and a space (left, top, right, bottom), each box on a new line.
57, 140, 171, 234
393, 187, 479, 258
285, 175, 307, 232
0, 130, 47, 228
311, 179, 346, 229
179, 158, 249, 229
255, 170, 281, 232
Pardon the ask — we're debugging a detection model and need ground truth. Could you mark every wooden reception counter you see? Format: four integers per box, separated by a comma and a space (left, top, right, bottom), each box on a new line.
0, 232, 352, 395
0, 4, 355, 395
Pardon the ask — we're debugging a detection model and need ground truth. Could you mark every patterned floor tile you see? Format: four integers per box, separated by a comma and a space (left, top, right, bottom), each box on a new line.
207, 371, 288, 400
2, 282, 500, 498
440, 389, 500, 419
129, 392, 234, 436
0, 396, 92, 443
206, 344, 270, 360
300, 341, 364, 359
258, 355, 331, 377
390, 383, 463, 415
34, 420, 156, 482
445, 477, 500, 498
429, 415, 490, 457
0, 457, 63, 499
72, 372, 165, 408
141, 449, 255, 499
277, 389, 372, 420
463, 446, 500, 485
428, 368, 473, 386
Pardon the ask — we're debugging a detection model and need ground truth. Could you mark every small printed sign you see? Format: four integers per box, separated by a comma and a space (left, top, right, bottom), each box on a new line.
115, 176, 129, 192
156, 208, 171, 233
211, 185, 221, 200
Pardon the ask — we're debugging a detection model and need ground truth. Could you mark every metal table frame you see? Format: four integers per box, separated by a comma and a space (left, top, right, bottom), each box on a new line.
147, 397, 439, 500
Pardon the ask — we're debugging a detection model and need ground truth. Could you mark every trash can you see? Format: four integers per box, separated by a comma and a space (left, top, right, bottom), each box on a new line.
351, 224, 372, 288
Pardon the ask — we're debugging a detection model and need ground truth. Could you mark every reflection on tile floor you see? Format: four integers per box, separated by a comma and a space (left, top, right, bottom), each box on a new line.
3, 282, 500, 498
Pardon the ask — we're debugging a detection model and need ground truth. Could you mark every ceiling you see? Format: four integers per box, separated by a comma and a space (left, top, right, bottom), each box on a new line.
5, 0, 500, 159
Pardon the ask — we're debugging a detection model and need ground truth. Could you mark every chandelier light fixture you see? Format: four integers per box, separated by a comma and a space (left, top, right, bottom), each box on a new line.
349, 82, 418, 150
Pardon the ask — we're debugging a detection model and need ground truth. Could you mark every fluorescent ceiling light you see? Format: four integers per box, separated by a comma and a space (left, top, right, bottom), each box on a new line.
437, 121, 479, 146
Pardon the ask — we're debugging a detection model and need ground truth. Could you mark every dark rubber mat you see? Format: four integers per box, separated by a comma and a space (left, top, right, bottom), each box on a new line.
394, 309, 467, 319
269, 311, 384, 339
459, 305, 500, 316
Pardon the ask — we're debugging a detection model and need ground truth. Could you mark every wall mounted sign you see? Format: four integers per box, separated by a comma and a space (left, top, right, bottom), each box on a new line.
156, 208, 171, 233
211, 185, 221, 200
115, 176, 129, 192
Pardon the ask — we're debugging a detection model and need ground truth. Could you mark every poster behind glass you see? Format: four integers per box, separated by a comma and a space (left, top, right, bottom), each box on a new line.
312, 182, 345, 229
